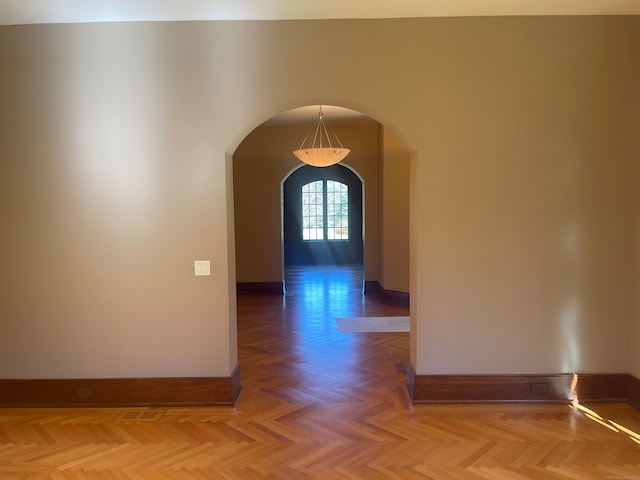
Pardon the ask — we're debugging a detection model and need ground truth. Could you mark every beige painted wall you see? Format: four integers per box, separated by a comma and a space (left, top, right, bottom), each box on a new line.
636, 137, 640, 379
414, 17, 637, 374
234, 120, 381, 283
0, 22, 238, 378
634, 44, 640, 380
381, 128, 410, 293
0, 16, 638, 380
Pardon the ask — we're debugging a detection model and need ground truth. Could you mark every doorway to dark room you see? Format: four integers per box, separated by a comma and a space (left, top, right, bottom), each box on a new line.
283, 163, 363, 267
282, 163, 364, 296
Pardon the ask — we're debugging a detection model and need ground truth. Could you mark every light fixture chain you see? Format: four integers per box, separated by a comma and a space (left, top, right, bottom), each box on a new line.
311, 116, 321, 148
326, 121, 345, 149
292, 105, 350, 167
320, 115, 334, 149
298, 127, 313, 150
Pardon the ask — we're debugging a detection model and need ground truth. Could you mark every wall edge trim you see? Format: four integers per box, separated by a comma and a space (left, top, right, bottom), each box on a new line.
364, 280, 409, 308
0, 367, 242, 407
237, 282, 284, 295
407, 368, 638, 410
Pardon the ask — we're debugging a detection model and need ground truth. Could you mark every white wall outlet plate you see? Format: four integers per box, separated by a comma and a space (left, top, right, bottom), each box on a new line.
194, 260, 211, 276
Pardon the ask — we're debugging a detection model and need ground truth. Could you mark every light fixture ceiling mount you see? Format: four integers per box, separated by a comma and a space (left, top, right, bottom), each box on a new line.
293, 106, 350, 167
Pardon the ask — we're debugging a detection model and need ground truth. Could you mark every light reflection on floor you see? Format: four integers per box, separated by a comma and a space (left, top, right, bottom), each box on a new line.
283, 265, 367, 378
570, 374, 640, 445
283, 266, 407, 391
284, 265, 365, 320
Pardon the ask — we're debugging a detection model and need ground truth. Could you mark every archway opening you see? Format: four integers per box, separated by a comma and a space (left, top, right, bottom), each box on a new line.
230, 102, 414, 401
232, 103, 410, 302
282, 163, 363, 267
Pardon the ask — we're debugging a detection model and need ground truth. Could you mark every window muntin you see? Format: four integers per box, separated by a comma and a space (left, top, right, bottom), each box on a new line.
302, 180, 324, 240
327, 180, 349, 240
302, 180, 349, 241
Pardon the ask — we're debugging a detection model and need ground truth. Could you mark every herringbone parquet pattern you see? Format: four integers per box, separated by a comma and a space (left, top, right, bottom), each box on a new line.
1, 266, 639, 479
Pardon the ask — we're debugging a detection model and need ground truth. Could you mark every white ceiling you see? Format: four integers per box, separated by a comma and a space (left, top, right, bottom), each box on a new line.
1, 0, 639, 25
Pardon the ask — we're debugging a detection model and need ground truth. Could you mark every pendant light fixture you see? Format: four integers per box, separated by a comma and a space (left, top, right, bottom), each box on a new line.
293, 106, 350, 167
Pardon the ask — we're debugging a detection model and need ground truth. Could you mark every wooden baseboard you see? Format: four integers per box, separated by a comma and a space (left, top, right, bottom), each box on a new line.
571, 373, 631, 402
363, 280, 409, 308
363, 280, 380, 295
237, 282, 284, 295
379, 289, 410, 308
407, 366, 636, 406
406, 362, 417, 402
0, 365, 242, 407
629, 374, 640, 410
230, 363, 242, 403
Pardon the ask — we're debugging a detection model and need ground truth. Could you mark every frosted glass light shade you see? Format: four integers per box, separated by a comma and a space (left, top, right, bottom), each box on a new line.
293, 147, 350, 167
292, 106, 350, 167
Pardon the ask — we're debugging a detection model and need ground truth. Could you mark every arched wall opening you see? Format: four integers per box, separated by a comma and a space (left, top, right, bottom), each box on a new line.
232, 103, 413, 295
230, 101, 417, 376
281, 162, 364, 270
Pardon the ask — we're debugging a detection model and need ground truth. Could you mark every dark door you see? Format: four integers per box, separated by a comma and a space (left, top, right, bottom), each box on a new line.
284, 164, 363, 266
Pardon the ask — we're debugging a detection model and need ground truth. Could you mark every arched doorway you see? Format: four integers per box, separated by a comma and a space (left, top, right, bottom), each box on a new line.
231, 102, 413, 404
233, 104, 410, 300
282, 164, 363, 267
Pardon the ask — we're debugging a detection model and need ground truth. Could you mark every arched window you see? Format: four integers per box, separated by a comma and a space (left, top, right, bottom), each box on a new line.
302, 180, 349, 241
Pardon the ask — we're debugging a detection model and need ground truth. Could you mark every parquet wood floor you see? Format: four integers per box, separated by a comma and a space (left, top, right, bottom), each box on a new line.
1, 266, 640, 479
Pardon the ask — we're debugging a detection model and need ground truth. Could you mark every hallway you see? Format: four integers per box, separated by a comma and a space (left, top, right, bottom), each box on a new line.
238, 265, 411, 405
